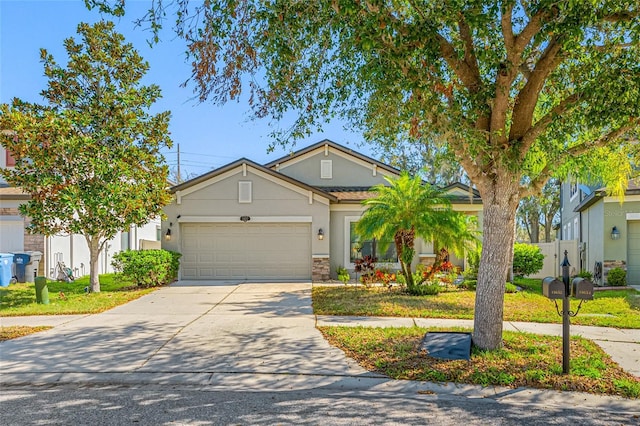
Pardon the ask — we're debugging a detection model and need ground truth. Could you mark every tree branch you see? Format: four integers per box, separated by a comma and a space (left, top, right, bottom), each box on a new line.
522, 164, 554, 198
518, 92, 581, 153
501, 4, 515, 55
567, 123, 638, 157
458, 13, 482, 91
510, 36, 564, 141
598, 10, 640, 22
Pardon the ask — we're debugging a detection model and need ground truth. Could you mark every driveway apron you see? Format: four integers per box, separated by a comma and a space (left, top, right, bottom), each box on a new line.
0, 282, 367, 378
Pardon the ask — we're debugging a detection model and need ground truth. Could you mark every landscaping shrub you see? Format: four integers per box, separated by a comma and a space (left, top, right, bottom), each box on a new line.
512, 243, 544, 277
607, 268, 626, 287
505, 282, 518, 293
462, 279, 477, 291
464, 246, 481, 279
407, 282, 441, 296
336, 266, 350, 285
576, 270, 593, 280
112, 249, 181, 287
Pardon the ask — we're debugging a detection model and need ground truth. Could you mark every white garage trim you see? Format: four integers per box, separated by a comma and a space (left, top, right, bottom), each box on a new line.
178, 216, 313, 223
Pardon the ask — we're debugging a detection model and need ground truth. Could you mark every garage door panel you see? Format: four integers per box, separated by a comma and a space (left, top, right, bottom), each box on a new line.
181, 223, 311, 280
627, 221, 640, 285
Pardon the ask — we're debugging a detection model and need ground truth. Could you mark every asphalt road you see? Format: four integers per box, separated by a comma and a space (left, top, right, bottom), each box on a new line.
1, 384, 639, 426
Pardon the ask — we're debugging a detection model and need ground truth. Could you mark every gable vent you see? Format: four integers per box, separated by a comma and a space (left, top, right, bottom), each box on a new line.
239, 181, 252, 203
321, 160, 333, 179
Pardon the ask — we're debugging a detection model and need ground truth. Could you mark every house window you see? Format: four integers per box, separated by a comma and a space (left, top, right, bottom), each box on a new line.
320, 160, 332, 179
569, 182, 578, 201
156, 226, 161, 241
349, 222, 397, 263
238, 181, 252, 203
121, 231, 130, 251
574, 218, 579, 240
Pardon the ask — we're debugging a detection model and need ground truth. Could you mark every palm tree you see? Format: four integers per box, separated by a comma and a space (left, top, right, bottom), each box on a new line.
356, 172, 478, 290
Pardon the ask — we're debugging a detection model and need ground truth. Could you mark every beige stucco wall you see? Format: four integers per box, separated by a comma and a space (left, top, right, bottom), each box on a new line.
276, 150, 392, 188
163, 166, 331, 258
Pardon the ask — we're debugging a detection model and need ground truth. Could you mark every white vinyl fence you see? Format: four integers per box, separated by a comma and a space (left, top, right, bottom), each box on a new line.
527, 240, 579, 279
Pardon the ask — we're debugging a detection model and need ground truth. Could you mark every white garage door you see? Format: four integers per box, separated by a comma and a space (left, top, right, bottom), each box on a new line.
181, 223, 311, 280
627, 221, 640, 285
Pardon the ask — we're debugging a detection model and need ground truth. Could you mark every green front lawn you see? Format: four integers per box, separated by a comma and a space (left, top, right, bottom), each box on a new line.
320, 326, 640, 398
313, 278, 640, 329
0, 274, 157, 316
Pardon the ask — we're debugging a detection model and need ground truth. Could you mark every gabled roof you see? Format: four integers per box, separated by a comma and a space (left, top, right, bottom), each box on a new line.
264, 139, 401, 176
574, 184, 640, 212
170, 157, 338, 201
441, 182, 482, 204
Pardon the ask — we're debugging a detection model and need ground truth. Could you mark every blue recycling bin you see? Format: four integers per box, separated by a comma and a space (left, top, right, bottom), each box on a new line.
13, 252, 31, 283
0, 253, 13, 287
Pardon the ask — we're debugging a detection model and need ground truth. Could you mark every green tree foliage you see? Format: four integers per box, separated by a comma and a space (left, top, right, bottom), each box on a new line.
356, 172, 477, 291
517, 179, 560, 243
512, 243, 545, 277
0, 21, 172, 292
90, 1, 640, 349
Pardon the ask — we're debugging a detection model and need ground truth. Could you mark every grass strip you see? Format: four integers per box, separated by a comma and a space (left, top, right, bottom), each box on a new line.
319, 326, 640, 398
0, 326, 52, 341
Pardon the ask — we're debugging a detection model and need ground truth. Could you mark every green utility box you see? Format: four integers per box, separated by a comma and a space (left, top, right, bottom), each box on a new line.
35, 276, 49, 305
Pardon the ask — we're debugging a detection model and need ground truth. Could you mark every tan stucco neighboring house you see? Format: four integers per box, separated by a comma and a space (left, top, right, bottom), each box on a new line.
162, 140, 483, 281
563, 180, 640, 285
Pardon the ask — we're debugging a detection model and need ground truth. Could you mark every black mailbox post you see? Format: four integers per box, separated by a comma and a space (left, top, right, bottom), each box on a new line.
572, 277, 594, 300
541, 251, 592, 374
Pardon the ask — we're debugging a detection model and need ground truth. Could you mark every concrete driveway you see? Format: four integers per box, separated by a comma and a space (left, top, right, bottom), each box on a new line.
0, 282, 373, 386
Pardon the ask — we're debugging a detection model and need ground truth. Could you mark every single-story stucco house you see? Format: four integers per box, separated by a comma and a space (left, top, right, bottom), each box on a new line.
161, 140, 483, 281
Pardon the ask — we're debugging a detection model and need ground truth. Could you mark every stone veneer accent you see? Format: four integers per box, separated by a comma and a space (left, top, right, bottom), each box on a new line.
418, 254, 436, 267
603, 260, 626, 285
312, 256, 330, 281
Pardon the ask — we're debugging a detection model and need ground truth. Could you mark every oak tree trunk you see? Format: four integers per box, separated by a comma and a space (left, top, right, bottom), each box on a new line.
473, 180, 520, 350
530, 215, 540, 243
87, 237, 102, 293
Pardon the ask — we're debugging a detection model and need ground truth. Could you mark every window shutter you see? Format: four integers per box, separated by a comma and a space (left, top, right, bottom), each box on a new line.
321, 160, 332, 179
239, 181, 252, 203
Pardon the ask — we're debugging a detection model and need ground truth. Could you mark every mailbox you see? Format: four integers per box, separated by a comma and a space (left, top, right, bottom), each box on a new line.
542, 277, 565, 299
572, 277, 594, 300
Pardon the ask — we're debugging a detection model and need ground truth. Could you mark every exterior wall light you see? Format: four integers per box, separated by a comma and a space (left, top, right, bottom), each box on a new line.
317, 228, 324, 240
165, 223, 172, 241
611, 226, 620, 240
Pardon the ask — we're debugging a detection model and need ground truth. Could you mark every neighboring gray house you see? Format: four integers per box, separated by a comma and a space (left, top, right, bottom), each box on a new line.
560, 179, 640, 285
162, 140, 482, 281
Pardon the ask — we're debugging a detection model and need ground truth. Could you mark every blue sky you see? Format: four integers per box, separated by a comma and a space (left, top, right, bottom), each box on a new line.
0, 0, 368, 177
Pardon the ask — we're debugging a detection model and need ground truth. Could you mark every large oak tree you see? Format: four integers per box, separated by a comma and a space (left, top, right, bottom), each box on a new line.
0, 21, 172, 292
92, 1, 639, 349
